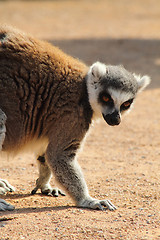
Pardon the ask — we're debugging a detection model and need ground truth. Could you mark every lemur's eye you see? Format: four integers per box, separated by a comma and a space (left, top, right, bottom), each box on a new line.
102, 96, 110, 102
98, 92, 114, 107
123, 101, 131, 107
121, 99, 133, 111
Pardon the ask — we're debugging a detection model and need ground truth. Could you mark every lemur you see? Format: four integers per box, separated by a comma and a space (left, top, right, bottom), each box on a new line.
0, 26, 150, 211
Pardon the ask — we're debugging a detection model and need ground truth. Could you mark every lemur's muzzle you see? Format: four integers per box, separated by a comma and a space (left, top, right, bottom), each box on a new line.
102, 111, 121, 126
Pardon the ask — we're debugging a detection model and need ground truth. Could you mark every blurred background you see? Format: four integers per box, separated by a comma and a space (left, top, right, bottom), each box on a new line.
0, 0, 159, 89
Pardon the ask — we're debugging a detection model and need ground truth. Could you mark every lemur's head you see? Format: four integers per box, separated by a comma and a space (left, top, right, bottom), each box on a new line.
87, 62, 151, 126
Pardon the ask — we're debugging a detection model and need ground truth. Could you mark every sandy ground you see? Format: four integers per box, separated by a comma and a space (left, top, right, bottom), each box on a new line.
0, 0, 160, 239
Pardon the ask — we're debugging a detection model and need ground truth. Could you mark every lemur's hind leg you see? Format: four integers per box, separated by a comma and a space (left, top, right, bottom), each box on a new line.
0, 109, 15, 211
31, 155, 65, 197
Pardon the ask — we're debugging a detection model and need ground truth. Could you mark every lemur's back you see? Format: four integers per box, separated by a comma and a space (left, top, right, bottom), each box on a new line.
0, 26, 89, 152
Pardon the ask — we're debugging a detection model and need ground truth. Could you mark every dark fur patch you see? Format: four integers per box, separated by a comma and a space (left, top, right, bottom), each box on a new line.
37, 155, 45, 163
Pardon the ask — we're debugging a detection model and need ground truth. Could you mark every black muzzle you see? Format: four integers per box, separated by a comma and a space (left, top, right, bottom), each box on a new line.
102, 111, 121, 126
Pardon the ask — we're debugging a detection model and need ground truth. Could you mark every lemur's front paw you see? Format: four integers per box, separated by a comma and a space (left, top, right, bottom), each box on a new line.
78, 197, 117, 211
0, 179, 15, 195
0, 199, 15, 211
31, 184, 66, 197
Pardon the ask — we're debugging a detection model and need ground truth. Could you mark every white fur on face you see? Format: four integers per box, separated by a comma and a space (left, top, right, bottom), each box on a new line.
87, 62, 107, 118
108, 88, 134, 110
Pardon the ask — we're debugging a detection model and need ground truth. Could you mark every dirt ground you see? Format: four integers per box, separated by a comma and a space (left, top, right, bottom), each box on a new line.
0, 0, 160, 239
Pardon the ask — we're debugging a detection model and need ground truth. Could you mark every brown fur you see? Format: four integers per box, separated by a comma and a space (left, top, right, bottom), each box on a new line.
0, 26, 91, 153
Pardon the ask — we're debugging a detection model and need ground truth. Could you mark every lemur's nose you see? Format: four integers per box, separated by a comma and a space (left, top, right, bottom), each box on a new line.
102, 111, 121, 126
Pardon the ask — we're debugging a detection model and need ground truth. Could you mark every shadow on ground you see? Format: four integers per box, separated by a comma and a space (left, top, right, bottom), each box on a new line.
49, 38, 160, 89
0, 205, 73, 217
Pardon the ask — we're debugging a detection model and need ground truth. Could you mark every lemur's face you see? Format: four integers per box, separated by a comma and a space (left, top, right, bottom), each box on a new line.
98, 88, 135, 126
87, 62, 151, 126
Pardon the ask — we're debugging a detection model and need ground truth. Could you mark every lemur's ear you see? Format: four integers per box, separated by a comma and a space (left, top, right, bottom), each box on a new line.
90, 62, 106, 80
134, 74, 151, 92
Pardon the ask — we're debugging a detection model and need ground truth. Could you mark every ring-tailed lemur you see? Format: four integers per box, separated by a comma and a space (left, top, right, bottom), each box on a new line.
0, 26, 150, 211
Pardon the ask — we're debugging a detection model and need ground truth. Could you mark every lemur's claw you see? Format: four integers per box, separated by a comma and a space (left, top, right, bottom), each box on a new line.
78, 197, 117, 211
